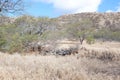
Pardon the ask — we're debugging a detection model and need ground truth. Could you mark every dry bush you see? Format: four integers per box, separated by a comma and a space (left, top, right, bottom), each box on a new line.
78, 46, 120, 62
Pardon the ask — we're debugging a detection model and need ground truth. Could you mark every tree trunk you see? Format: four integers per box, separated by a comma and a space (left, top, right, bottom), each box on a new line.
79, 36, 85, 45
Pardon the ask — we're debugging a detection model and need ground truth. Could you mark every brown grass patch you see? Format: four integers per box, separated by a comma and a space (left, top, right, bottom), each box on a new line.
0, 41, 120, 80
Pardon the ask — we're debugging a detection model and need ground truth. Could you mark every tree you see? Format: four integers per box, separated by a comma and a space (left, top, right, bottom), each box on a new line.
66, 19, 94, 44
0, 0, 24, 14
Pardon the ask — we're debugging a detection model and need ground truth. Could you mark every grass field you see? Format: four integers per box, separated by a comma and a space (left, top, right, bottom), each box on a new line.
0, 41, 120, 80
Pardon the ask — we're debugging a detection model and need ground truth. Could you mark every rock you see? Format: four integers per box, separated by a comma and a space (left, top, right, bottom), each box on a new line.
54, 47, 78, 56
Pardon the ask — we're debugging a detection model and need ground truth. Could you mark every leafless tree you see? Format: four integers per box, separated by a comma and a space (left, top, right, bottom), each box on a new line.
0, 0, 24, 14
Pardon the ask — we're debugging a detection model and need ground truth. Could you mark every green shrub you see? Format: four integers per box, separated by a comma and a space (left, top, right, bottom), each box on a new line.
6, 33, 38, 53
0, 38, 6, 51
86, 35, 95, 44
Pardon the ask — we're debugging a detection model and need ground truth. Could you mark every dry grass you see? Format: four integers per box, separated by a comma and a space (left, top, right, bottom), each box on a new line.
0, 53, 87, 80
0, 41, 120, 80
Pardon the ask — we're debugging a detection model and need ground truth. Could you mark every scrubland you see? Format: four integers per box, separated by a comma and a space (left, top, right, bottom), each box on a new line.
0, 41, 120, 80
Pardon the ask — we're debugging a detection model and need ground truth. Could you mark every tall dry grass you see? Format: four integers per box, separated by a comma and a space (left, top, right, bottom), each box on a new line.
0, 52, 87, 80
0, 41, 120, 80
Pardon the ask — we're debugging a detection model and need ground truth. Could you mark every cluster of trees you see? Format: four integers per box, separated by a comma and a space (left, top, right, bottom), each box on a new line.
0, 15, 120, 53
0, 15, 58, 53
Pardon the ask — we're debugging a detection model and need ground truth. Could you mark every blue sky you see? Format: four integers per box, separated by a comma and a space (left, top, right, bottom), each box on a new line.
25, 0, 120, 18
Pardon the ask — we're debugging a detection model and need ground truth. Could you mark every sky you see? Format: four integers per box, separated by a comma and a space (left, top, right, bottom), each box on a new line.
25, 0, 120, 18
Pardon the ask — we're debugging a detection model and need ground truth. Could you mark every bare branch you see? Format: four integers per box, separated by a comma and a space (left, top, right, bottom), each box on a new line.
0, 0, 24, 14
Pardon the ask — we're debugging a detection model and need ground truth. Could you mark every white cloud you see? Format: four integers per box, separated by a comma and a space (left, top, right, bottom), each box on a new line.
114, 2, 120, 12
117, 8, 120, 11
34, 0, 102, 13
106, 10, 114, 12
117, 4, 120, 12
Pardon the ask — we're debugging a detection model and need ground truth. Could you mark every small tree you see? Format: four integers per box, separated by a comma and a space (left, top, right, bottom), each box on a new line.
66, 18, 94, 44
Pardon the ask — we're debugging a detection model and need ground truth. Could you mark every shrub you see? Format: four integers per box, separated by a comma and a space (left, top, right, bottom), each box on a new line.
7, 33, 38, 53
0, 38, 6, 51
86, 35, 95, 44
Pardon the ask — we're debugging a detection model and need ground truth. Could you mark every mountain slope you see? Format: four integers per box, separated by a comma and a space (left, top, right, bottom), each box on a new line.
57, 12, 120, 30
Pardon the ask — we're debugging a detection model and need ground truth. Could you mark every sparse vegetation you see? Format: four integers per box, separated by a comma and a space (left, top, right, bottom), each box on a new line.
0, 13, 120, 80
0, 13, 120, 53
0, 41, 120, 80
94, 28, 120, 42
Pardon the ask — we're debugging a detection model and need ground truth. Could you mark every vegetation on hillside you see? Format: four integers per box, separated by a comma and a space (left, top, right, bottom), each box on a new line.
0, 13, 120, 53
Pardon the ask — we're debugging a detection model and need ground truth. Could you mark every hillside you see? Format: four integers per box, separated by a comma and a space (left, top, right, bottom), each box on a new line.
57, 12, 120, 30
1, 12, 120, 31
